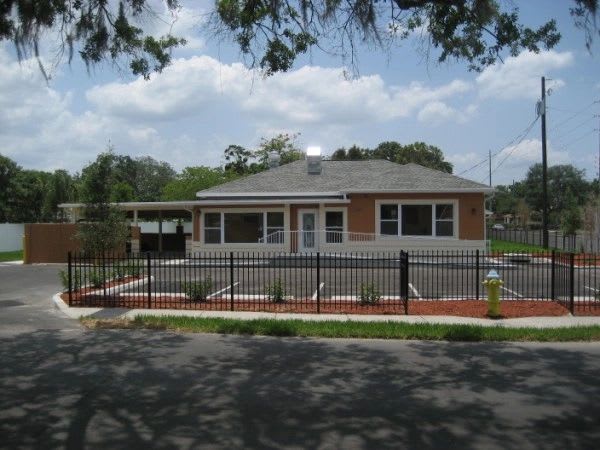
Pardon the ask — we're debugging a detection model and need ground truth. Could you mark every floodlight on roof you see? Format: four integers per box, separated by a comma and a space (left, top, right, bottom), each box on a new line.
306, 146, 321, 156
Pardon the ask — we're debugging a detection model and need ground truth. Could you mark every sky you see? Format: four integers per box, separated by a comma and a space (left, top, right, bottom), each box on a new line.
0, 0, 599, 186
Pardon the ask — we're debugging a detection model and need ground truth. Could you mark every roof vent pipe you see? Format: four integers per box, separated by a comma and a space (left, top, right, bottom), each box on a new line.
268, 151, 280, 169
306, 146, 322, 175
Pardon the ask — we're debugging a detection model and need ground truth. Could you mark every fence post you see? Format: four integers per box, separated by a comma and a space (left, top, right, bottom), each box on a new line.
316, 252, 321, 314
146, 253, 152, 309
102, 252, 107, 300
569, 252, 575, 315
68, 251, 72, 306
475, 249, 480, 301
230, 252, 234, 311
550, 250, 556, 301
402, 251, 409, 315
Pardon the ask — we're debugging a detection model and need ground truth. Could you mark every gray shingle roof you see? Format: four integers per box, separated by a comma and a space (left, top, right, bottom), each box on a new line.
197, 160, 492, 197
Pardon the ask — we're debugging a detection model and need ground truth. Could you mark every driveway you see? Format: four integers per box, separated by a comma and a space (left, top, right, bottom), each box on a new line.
1, 264, 600, 449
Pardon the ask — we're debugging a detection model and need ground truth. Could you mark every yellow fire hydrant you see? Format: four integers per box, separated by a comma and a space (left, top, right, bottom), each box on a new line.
482, 269, 503, 318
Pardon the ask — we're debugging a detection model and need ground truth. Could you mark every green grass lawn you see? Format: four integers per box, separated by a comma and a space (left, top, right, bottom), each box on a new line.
490, 239, 550, 253
81, 316, 600, 342
0, 250, 23, 262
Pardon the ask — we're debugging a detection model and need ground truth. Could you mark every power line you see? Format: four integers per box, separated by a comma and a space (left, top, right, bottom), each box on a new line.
457, 116, 539, 177
547, 100, 599, 131
551, 115, 596, 144
479, 116, 539, 183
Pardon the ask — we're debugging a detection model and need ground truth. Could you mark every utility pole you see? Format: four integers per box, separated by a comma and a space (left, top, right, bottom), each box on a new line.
488, 149, 492, 186
541, 76, 549, 249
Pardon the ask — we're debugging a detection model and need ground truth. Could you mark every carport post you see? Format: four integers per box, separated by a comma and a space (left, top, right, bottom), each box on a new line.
68, 251, 72, 306
316, 252, 321, 314
230, 252, 235, 311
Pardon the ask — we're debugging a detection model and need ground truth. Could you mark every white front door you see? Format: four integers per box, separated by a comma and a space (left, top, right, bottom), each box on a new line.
298, 209, 318, 252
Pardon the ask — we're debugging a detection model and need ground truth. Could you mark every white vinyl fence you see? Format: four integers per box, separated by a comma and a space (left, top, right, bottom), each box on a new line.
0, 224, 24, 252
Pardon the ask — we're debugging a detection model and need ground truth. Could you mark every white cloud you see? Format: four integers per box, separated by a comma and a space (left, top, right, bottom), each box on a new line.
417, 101, 477, 124
86, 55, 472, 127
476, 50, 574, 100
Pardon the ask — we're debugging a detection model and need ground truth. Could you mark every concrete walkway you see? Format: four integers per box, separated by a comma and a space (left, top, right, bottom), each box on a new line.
53, 293, 600, 328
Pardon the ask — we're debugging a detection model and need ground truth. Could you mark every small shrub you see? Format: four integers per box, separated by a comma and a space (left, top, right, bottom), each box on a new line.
125, 260, 143, 277
358, 283, 381, 305
184, 278, 213, 302
266, 278, 286, 303
88, 270, 105, 289
112, 263, 127, 280
58, 269, 81, 292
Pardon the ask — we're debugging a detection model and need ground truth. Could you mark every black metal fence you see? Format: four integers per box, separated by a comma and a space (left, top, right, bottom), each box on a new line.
489, 228, 600, 253
67, 252, 409, 314
66, 250, 600, 315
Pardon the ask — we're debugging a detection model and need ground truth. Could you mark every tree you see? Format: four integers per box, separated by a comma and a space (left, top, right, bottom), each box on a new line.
2, 1, 185, 80
515, 198, 531, 229
130, 156, 176, 201
0, 154, 20, 222
522, 164, 590, 226
254, 133, 304, 167
211, 0, 598, 75
223, 145, 254, 176
42, 170, 76, 222
370, 141, 453, 172
7, 170, 51, 223
162, 167, 234, 201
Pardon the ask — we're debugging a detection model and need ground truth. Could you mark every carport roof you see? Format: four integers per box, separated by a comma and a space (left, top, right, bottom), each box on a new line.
196, 160, 494, 198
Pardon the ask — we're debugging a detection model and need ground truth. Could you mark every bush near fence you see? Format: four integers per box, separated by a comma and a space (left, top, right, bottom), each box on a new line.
64, 251, 600, 315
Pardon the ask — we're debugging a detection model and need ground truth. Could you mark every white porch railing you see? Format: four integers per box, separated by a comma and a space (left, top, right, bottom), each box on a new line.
253, 230, 487, 252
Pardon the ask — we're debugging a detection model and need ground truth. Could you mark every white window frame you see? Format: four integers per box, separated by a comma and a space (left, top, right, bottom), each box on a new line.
321, 207, 347, 244
375, 199, 458, 239
201, 208, 287, 245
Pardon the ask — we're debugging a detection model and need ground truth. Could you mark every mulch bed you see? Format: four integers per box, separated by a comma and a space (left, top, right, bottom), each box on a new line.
60, 293, 588, 318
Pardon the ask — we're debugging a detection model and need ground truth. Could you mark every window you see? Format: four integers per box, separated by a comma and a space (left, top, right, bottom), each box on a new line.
225, 213, 262, 243
204, 213, 221, 244
266, 212, 284, 243
379, 202, 455, 238
380, 205, 398, 236
325, 211, 344, 243
435, 204, 454, 237
203, 211, 285, 244
402, 205, 432, 236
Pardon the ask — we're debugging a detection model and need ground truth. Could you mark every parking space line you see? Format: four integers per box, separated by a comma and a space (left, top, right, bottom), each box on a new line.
500, 286, 523, 298
311, 282, 325, 300
408, 283, 422, 300
208, 282, 239, 298
585, 285, 599, 293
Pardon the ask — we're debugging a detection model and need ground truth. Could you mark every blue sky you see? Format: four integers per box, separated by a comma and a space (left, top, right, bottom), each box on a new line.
0, 0, 598, 186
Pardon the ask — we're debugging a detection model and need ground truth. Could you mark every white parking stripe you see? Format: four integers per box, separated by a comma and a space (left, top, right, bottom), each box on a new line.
500, 286, 523, 298
408, 283, 422, 299
311, 282, 325, 300
208, 282, 239, 298
584, 285, 599, 293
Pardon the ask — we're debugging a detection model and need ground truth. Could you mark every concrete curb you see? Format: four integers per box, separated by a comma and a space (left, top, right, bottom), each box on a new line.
52, 293, 600, 328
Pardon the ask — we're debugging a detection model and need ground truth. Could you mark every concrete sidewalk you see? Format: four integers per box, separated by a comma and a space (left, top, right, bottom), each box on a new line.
52, 293, 600, 329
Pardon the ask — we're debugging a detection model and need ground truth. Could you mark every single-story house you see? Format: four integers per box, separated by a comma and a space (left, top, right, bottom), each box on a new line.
188, 154, 492, 253
60, 153, 493, 254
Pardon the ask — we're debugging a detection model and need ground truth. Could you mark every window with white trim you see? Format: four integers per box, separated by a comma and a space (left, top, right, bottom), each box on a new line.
203, 211, 285, 244
266, 212, 284, 243
204, 213, 221, 244
379, 202, 455, 237
325, 211, 344, 243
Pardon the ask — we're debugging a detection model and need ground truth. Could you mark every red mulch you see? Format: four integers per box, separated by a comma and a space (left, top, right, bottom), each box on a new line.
58, 292, 594, 318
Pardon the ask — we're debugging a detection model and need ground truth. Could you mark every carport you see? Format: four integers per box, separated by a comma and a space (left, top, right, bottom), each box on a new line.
60, 201, 201, 253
